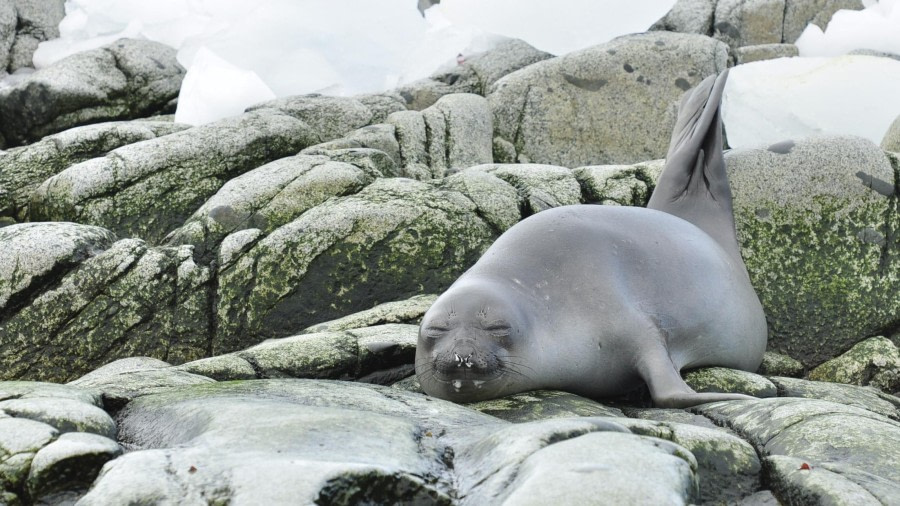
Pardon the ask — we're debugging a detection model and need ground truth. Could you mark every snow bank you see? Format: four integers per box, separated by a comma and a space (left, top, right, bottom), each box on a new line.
796, 0, 900, 56
722, 55, 900, 149
33, 0, 677, 125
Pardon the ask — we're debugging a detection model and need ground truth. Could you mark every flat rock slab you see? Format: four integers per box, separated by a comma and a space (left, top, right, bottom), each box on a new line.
301, 294, 437, 334
467, 390, 626, 423
768, 376, 900, 421
0, 39, 184, 147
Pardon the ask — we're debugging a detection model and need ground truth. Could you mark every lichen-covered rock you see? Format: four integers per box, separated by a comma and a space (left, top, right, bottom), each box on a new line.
574, 159, 664, 206
301, 294, 437, 334
882, 114, 900, 151
757, 351, 805, 377
25, 432, 122, 504
468, 391, 626, 423
683, 367, 777, 398
214, 178, 500, 352
0, 239, 212, 382
179, 324, 419, 385
726, 136, 899, 367
69, 357, 215, 409
163, 152, 384, 261
490, 32, 728, 166
650, 0, 716, 37
695, 398, 900, 484
434, 169, 522, 233
782, 0, 865, 43
0, 382, 101, 407
0, 417, 58, 499
808, 336, 900, 393
30, 110, 316, 243
0, 398, 115, 438
765, 454, 900, 505
396, 39, 553, 110
303, 123, 402, 168
768, 376, 900, 421
470, 163, 582, 214
713, 0, 785, 49
5, 0, 65, 72
734, 43, 799, 64
0, 39, 184, 147
615, 418, 761, 503
0, 222, 116, 313
0, 120, 188, 220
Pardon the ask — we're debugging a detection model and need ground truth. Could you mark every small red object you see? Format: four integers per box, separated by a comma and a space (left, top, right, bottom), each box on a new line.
799, 463, 811, 470
189, 465, 198, 473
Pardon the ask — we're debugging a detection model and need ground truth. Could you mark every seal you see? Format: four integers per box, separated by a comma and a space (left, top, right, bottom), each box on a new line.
415, 71, 767, 408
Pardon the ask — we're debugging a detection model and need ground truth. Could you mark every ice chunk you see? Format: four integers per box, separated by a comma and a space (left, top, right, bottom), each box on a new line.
174, 47, 276, 126
796, 0, 900, 56
722, 55, 900, 149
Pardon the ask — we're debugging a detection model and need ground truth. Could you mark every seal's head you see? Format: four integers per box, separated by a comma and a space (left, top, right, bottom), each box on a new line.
416, 278, 535, 402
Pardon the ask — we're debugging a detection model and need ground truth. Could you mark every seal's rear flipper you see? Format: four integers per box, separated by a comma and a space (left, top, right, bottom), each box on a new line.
648, 70, 744, 266
638, 339, 756, 408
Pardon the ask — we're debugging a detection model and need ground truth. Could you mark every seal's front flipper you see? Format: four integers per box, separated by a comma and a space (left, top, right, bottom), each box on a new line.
637, 340, 756, 408
648, 70, 744, 266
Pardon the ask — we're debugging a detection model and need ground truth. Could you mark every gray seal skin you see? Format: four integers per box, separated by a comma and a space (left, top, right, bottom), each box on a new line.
415, 70, 768, 408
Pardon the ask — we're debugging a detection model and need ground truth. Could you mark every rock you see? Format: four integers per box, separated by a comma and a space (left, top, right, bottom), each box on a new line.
574, 159, 665, 206
247, 93, 405, 141
30, 110, 316, 243
782, 0, 865, 44
650, 0, 716, 36
434, 168, 522, 233
397, 39, 553, 110
726, 136, 899, 367
0, 39, 184, 147
470, 163, 582, 214
301, 294, 437, 334
5, 0, 65, 72
621, 408, 723, 431
768, 376, 900, 421
0, 397, 115, 438
69, 358, 215, 409
179, 324, 419, 385
883, 113, 900, 151
467, 391, 626, 423
163, 152, 384, 262
77, 379, 500, 505
25, 432, 122, 502
0, 417, 58, 497
614, 418, 761, 503
765, 454, 900, 505
735, 490, 780, 505
304, 124, 402, 168
0, 223, 116, 313
849, 48, 900, 62
0, 1, 16, 72
0, 120, 189, 220
214, 178, 500, 351
713, 0, 785, 49
683, 367, 778, 398
0, 239, 212, 382
757, 351, 805, 377
171, 354, 257, 382
808, 336, 900, 393
0, 382, 101, 407
695, 397, 900, 484
735, 43, 799, 64
490, 32, 728, 167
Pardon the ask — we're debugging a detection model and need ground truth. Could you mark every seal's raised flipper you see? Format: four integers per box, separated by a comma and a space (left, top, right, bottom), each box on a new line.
637, 336, 755, 408
647, 70, 744, 267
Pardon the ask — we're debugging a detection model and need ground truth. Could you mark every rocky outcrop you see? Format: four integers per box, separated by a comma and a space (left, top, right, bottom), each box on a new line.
490, 32, 728, 166
0, 120, 188, 221
29, 110, 316, 243
396, 39, 554, 110
0, 39, 185, 147
2, 0, 66, 73
808, 337, 900, 394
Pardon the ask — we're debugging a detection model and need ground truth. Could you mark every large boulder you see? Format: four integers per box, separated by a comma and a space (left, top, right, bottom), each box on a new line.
0, 239, 212, 382
0, 1, 15, 72
4, 0, 65, 72
0, 120, 188, 220
0, 39, 185, 147
29, 110, 316, 243
726, 136, 899, 367
490, 32, 728, 167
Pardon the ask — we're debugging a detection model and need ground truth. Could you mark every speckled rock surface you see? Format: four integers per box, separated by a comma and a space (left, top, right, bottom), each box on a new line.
0, 240, 212, 382
713, 0, 785, 49
301, 294, 437, 334
765, 454, 900, 505
0, 1, 16, 72
0, 120, 188, 220
683, 367, 777, 398
757, 351, 805, 377
29, 110, 316, 243
808, 336, 900, 393
469, 163, 582, 214
574, 159, 664, 206
882, 113, 900, 151
467, 390, 626, 423
4, 0, 65, 73
725, 136, 899, 367
781, 0, 865, 43
490, 32, 728, 166
735, 43, 799, 64
768, 376, 900, 421
0, 39, 184, 147
650, 0, 716, 36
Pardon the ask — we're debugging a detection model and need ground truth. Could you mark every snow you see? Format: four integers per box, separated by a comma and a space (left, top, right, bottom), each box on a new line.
31, 0, 677, 125
722, 55, 900, 149
796, 0, 900, 57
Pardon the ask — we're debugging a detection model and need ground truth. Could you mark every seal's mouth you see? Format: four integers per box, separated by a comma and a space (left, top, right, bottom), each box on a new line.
429, 371, 508, 397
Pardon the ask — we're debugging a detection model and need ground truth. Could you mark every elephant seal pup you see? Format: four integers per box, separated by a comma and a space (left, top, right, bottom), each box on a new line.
415, 71, 767, 408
